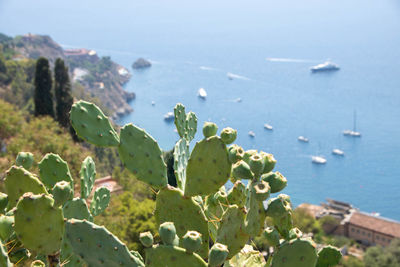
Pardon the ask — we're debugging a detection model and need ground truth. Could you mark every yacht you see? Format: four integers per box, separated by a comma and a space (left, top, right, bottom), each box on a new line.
198, 88, 207, 99
312, 156, 327, 164
332, 149, 344, 156
264, 124, 273, 130
248, 131, 256, 138
227, 73, 234, 80
235, 97, 242, 103
164, 112, 174, 122
343, 111, 361, 137
310, 61, 340, 72
298, 136, 309, 143
151, 101, 155, 106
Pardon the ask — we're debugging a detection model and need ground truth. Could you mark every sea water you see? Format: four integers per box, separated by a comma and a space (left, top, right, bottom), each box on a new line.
1, 0, 399, 219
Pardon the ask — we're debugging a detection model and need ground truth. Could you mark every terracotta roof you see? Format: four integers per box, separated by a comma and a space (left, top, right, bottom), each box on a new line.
349, 212, 400, 238
297, 203, 324, 217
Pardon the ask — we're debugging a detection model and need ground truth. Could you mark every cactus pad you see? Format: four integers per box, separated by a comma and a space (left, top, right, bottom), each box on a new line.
38, 153, 73, 190
225, 244, 267, 267
118, 123, 167, 189
262, 227, 280, 247
65, 219, 144, 267
262, 171, 287, 193
4, 166, 47, 209
271, 238, 318, 267
70, 100, 120, 147
316, 246, 342, 267
52, 181, 73, 207
63, 197, 93, 221
174, 103, 198, 142
244, 181, 267, 237
204, 190, 228, 241
15, 152, 34, 170
0, 215, 14, 241
185, 136, 231, 196
227, 181, 246, 208
173, 138, 189, 190
90, 186, 110, 216
14, 193, 64, 255
155, 186, 209, 258
145, 245, 207, 267
80, 156, 96, 199
0, 193, 8, 212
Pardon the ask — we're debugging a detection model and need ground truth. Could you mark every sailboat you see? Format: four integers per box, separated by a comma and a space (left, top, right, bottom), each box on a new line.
312, 143, 327, 164
343, 111, 361, 137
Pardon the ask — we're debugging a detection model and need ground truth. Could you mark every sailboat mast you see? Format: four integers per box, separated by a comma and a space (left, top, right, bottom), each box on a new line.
353, 110, 357, 131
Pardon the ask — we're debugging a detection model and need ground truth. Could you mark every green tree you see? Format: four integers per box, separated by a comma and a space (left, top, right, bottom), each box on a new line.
54, 58, 73, 129
34, 57, 54, 117
364, 239, 400, 267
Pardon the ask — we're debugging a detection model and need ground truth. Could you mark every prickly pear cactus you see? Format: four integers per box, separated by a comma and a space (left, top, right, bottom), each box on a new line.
225, 244, 267, 267
63, 197, 93, 222
316, 246, 342, 267
38, 153, 73, 189
118, 123, 167, 189
271, 238, 318, 267
0, 193, 8, 213
80, 156, 96, 199
52, 181, 73, 207
0, 239, 12, 267
173, 138, 189, 190
90, 186, 110, 216
65, 219, 144, 267
174, 103, 197, 142
70, 100, 120, 146
0, 215, 14, 241
15, 152, 34, 170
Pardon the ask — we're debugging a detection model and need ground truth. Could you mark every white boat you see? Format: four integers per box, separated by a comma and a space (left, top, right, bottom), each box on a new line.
332, 149, 344, 156
151, 101, 155, 106
164, 112, 174, 121
312, 156, 327, 164
227, 73, 234, 80
310, 61, 340, 72
248, 131, 256, 138
235, 98, 242, 103
343, 111, 361, 137
264, 124, 273, 130
198, 88, 207, 99
298, 136, 309, 143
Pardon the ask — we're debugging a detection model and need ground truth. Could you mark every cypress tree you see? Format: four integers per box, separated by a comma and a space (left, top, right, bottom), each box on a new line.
54, 58, 73, 128
34, 57, 54, 117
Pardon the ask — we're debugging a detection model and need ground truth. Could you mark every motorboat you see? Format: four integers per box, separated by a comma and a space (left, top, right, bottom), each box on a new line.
164, 112, 174, 122
198, 88, 207, 99
298, 136, 309, 143
312, 156, 327, 164
264, 124, 273, 130
151, 101, 155, 106
343, 111, 361, 137
235, 98, 242, 103
227, 73, 234, 80
332, 149, 344, 156
248, 131, 256, 138
310, 61, 340, 72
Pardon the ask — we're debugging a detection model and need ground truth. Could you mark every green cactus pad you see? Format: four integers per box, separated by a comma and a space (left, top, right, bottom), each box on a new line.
227, 181, 246, 208
90, 186, 110, 216
182, 231, 202, 253
185, 136, 231, 196
266, 196, 292, 219
208, 243, 229, 267
232, 160, 254, 180
173, 138, 189, 191
15, 152, 34, 170
31, 260, 46, 267
220, 127, 237, 145
261, 171, 287, 193
159, 222, 177, 246
0, 193, 8, 213
263, 227, 281, 247
274, 211, 294, 240
202, 122, 218, 138
174, 103, 198, 142
4, 166, 47, 209
70, 100, 120, 147
225, 244, 267, 267
204, 190, 228, 241
244, 181, 266, 237
0, 215, 14, 241
227, 145, 245, 164
38, 153, 73, 190
118, 123, 168, 189
0, 239, 12, 267
52, 181, 73, 207
260, 151, 276, 174
80, 156, 96, 199
139, 231, 154, 248
65, 219, 144, 267
145, 245, 207, 267
216, 205, 249, 259
271, 238, 318, 267
14, 193, 64, 255
155, 186, 209, 258
316, 246, 342, 267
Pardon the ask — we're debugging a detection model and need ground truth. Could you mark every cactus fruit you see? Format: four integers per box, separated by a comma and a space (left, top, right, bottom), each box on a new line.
4, 166, 47, 209
260, 151, 276, 173
225, 244, 267, 267
90, 186, 110, 216
185, 136, 231, 197
289, 227, 303, 240
0, 239, 12, 267
232, 160, 254, 180
243, 149, 258, 165
31, 260, 46, 267
202, 122, 218, 138
261, 171, 287, 193
145, 245, 207, 267
80, 156, 96, 199
262, 227, 281, 247
182, 231, 202, 253
0, 215, 14, 241
15, 152, 34, 170
316, 246, 342, 267
159, 222, 177, 245
0, 193, 8, 212
139, 231, 154, 248
52, 181, 73, 207
216, 205, 249, 259
38, 153, 73, 190
174, 103, 198, 142
252, 180, 271, 201
70, 100, 120, 147
208, 243, 229, 267
220, 127, 237, 145
173, 138, 189, 190
248, 153, 265, 177
63, 197, 92, 221
155, 186, 209, 258
118, 123, 168, 189
271, 238, 318, 267
227, 181, 246, 208
14, 193, 64, 255
227, 145, 245, 164
65, 219, 144, 267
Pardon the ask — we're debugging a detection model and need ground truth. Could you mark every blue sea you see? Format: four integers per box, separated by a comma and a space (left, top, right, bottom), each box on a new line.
1, 0, 400, 219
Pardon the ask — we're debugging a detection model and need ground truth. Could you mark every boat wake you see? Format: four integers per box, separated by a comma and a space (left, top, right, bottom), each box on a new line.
199, 66, 221, 71
226, 72, 251, 81
266, 57, 318, 63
